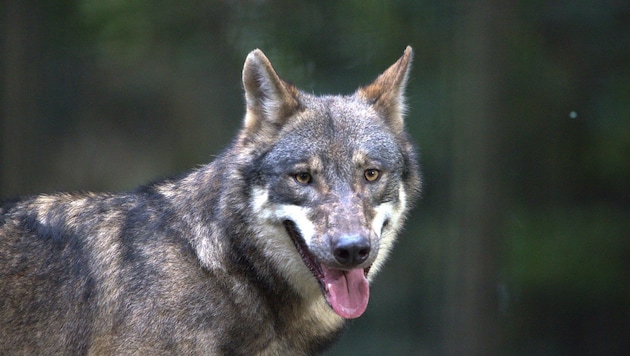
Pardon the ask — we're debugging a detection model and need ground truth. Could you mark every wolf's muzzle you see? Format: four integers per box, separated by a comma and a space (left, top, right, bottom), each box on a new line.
332, 235, 370, 267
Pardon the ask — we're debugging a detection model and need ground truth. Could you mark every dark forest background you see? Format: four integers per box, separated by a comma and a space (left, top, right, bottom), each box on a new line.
1, 1, 629, 354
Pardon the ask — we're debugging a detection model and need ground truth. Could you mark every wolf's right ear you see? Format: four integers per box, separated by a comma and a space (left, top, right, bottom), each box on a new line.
241, 49, 300, 139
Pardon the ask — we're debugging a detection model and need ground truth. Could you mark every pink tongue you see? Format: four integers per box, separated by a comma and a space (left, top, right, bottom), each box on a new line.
323, 267, 370, 319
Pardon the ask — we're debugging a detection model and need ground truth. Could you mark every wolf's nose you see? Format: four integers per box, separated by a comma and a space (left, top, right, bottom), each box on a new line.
333, 235, 371, 267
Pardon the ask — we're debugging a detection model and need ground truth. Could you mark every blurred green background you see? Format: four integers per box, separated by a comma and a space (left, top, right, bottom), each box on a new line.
1, 1, 628, 354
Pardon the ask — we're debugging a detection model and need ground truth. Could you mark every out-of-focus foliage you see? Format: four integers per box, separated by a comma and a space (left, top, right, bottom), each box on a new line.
1, 0, 628, 354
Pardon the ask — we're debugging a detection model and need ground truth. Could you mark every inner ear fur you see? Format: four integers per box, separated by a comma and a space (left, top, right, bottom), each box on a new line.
358, 46, 413, 134
242, 49, 300, 135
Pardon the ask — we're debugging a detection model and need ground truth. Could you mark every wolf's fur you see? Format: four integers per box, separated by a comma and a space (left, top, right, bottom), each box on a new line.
0, 47, 420, 355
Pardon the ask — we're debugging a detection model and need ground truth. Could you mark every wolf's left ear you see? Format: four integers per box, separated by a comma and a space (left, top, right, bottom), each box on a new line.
242, 49, 300, 138
358, 46, 413, 133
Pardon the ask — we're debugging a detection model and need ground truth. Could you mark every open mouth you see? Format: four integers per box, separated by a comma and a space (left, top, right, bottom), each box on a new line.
283, 220, 371, 319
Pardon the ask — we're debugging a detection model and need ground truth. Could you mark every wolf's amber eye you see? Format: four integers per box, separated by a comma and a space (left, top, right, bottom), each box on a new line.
364, 169, 380, 182
294, 172, 312, 185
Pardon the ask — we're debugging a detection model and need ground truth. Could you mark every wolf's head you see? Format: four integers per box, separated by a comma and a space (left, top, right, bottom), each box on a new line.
238, 47, 420, 320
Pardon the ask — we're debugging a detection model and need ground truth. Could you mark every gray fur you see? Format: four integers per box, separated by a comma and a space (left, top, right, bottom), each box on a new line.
0, 47, 420, 355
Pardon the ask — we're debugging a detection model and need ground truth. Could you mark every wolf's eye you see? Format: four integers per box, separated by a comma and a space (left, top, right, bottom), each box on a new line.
364, 169, 381, 182
294, 172, 312, 185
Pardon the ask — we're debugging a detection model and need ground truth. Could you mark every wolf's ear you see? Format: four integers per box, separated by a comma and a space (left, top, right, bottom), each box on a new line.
242, 49, 300, 138
358, 46, 413, 133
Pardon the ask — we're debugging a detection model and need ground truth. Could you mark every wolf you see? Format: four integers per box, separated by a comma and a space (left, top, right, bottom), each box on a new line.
0, 46, 420, 355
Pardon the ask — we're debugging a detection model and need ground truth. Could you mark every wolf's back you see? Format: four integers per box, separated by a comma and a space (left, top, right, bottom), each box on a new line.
0, 188, 222, 354
1, 193, 125, 353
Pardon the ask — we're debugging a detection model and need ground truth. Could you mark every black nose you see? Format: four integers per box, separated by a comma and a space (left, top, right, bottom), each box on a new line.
332, 235, 371, 267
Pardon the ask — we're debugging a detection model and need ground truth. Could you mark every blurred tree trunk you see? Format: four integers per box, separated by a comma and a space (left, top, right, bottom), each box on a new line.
441, 1, 512, 354
1, 0, 43, 197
